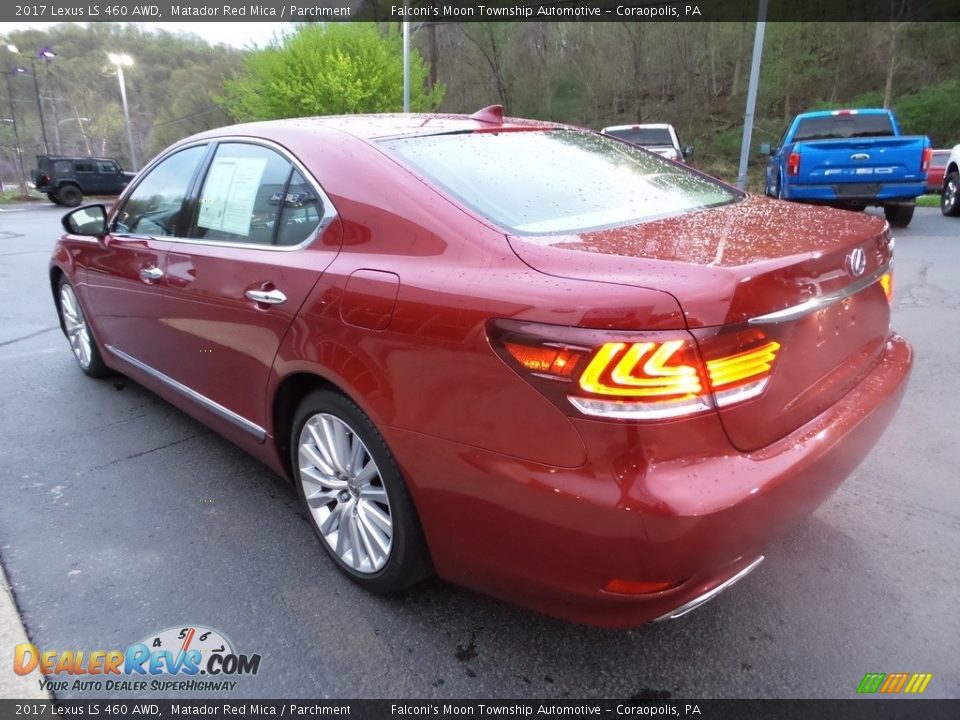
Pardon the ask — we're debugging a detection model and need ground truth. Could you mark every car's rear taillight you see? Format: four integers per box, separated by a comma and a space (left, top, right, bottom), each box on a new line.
787, 152, 801, 177
921, 147, 933, 173
488, 320, 781, 421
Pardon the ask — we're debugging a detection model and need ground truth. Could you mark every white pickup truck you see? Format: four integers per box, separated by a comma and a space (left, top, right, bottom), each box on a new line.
600, 123, 692, 163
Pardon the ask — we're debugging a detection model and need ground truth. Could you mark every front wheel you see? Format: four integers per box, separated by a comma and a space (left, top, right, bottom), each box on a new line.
291, 390, 431, 594
884, 203, 915, 228
57, 277, 110, 377
942, 171, 960, 217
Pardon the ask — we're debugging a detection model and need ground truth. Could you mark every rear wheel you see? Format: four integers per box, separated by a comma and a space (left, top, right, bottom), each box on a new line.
942, 171, 960, 217
57, 277, 110, 378
884, 203, 915, 228
291, 389, 430, 594
775, 172, 786, 200
47, 191, 62, 205
57, 184, 83, 207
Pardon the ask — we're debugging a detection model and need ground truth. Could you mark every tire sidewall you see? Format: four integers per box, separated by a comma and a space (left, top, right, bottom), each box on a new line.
57, 276, 110, 378
59, 185, 82, 207
943, 172, 960, 217
290, 389, 428, 594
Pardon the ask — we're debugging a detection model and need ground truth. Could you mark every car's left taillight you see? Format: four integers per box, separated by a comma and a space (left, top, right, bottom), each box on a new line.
488, 320, 781, 421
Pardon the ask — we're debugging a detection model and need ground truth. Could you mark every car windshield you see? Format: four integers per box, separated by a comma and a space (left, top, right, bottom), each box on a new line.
382, 129, 737, 235
606, 128, 674, 146
793, 114, 895, 141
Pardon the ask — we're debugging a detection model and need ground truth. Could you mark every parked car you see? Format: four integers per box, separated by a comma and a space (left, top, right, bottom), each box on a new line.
601, 123, 692, 163
925, 148, 950, 193
31, 155, 136, 207
762, 108, 932, 227
51, 107, 911, 627
941, 144, 960, 217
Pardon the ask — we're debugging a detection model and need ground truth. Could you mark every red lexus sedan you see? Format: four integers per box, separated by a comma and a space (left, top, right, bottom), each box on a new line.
50, 107, 911, 627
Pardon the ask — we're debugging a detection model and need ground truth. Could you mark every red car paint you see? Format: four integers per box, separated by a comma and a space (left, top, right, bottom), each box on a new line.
50, 113, 911, 627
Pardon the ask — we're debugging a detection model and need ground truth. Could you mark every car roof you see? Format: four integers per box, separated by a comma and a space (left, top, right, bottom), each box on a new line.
795, 108, 892, 119
189, 111, 568, 144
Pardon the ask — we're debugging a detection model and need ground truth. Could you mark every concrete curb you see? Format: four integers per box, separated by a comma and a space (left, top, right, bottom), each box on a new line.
0, 560, 50, 699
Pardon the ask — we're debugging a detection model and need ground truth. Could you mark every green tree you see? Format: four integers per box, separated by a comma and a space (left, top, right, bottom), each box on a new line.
221, 24, 444, 121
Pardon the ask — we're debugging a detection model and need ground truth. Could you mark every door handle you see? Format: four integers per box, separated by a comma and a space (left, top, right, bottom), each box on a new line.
245, 288, 287, 305
139, 266, 164, 282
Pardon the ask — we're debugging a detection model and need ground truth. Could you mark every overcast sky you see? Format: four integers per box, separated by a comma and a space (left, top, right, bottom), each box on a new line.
3, 22, 294, 50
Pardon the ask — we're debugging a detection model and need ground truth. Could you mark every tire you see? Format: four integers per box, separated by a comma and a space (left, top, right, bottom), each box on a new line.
47, 191, 62, 205
57, 276, 110, 378
291, 389, 431, 594
57, 184, 83, 207
884, 203, 915, 228
942, 171, 960, 217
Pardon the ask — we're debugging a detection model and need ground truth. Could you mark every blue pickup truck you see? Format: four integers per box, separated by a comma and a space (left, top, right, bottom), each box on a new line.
762, 108, 932, 227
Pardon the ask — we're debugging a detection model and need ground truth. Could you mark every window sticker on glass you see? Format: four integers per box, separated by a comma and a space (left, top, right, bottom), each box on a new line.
197, 156, 268, 237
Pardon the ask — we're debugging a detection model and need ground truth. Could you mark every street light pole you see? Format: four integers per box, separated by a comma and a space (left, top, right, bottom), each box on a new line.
109, 53, 137, 171
4, 69, 26, 183
402, 11, 411, 112
736, 0, 768, 191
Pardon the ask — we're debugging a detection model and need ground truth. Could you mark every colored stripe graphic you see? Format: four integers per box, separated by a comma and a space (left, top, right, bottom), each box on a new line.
857, 673, 885, 693
858, 672, 932, 694
904, 673, 933, 694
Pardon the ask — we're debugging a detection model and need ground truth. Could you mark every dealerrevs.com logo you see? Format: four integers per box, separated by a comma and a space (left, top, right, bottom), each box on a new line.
14, 625, 261, 693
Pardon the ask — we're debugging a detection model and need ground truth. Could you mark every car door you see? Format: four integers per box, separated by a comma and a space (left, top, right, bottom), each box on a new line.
83, 144, 208, 371
95, 160, 122, 194
162, 140, 342, 433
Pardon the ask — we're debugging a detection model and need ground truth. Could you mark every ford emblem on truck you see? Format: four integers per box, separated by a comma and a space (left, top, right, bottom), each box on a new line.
851, 153, 871, 161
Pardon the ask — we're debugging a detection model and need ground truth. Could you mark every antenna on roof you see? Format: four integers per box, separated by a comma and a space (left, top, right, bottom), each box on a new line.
470, 105, 504, 125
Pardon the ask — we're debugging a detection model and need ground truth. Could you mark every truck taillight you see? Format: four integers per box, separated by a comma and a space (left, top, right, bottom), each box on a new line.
787, 152, 801, 177
489, 320, 781, 421
921, 148, 933, 173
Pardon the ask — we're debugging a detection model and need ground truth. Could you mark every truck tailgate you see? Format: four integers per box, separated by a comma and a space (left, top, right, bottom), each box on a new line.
798, 137, 927, 185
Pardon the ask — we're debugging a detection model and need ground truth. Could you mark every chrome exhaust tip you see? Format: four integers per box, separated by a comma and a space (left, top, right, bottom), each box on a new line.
655, 555, 765, 622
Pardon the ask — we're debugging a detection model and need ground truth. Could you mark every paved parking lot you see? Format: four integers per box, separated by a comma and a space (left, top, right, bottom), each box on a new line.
0, 202, 958, 699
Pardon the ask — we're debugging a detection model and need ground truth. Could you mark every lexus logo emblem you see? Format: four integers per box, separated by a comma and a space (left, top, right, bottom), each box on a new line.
845, 247, 867, 278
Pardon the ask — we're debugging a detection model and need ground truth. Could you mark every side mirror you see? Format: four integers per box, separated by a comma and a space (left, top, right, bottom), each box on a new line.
759, 143, 772, 156
683, 145, 694, 159
62, 204, 108, 237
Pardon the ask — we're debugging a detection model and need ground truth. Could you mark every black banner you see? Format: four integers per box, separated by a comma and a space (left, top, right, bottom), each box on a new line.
1, 700, 958, 720
3, 0, 960, 24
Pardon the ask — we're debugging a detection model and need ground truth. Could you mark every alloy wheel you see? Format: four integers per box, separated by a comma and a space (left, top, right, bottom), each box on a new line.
60, 284, 93, 369
297, 413, 393, 574
944, 178, 958, 214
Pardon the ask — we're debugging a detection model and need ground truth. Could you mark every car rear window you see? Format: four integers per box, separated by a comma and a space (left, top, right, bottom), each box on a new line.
382, 129, 737, 235
793, 114, 895, 141
606, 128, 674, 146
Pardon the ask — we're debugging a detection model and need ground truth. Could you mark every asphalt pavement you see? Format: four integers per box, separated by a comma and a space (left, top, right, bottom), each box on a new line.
0, 201, 957, 700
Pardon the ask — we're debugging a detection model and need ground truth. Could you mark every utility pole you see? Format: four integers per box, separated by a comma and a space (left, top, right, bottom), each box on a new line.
737, 0, 768, 191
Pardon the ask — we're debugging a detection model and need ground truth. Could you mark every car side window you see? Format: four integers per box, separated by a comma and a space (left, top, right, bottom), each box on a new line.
189, 143, 293, 246
54, 160, 72, 174
275, 170, 323, 247
113, 145, 206, 237
75, 162, 94, 173
97, 161, 119, 174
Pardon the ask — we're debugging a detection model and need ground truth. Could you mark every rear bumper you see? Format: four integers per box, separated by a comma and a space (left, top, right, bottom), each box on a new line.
785, 181, 926, 203
385, 334, 912, 627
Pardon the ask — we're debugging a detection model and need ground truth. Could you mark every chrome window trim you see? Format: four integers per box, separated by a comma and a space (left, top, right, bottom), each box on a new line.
106, 344, 267, 441
111, 136, 338, 253
747, 263, 889, 326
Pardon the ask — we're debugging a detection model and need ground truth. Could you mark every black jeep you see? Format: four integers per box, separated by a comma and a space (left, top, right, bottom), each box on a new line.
31, 155, 136, 207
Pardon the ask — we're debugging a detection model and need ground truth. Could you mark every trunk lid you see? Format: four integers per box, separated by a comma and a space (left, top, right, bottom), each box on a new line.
507, 196, 893, 451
